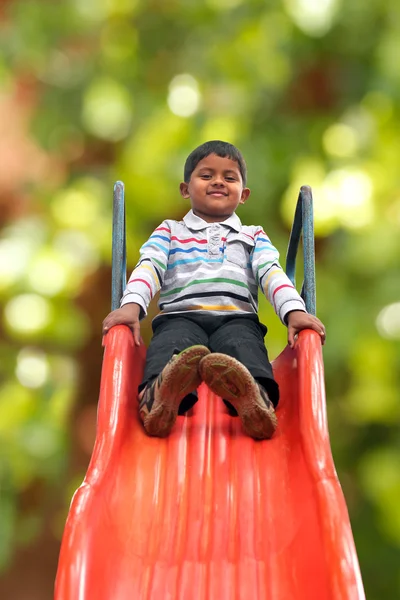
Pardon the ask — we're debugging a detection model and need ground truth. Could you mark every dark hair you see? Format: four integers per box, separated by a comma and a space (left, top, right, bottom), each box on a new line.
184, 140, 247, 185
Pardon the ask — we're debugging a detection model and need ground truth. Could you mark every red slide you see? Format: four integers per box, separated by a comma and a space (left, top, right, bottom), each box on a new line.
55, 327, 365, 600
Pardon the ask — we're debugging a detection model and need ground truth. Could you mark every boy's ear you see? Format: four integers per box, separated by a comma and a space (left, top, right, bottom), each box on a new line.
179, 182, 190, 198
239, 187, 251, 205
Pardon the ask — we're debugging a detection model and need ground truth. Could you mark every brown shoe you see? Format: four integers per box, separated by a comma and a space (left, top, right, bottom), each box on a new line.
199, 353, 277, 440
139, 345, 210, 437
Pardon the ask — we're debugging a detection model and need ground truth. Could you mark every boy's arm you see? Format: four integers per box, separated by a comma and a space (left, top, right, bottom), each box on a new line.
251, 228, 325, 346
251, 227, 305, 322
120, 221, 171, 318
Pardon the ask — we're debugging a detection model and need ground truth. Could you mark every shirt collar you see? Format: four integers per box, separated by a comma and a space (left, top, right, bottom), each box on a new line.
183, 209, 242, 232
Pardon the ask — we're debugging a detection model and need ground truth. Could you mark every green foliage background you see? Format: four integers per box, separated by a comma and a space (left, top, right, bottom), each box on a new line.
0, 0, 399, 597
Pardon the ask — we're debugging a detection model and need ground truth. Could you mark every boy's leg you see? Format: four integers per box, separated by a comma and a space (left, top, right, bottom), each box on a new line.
140, 344, 210, 437
139, 317, 209, 435
207, 317, 279, 406
201, 317, 278, 439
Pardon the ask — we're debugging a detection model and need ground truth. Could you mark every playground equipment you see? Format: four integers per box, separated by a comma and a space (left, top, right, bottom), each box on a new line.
55, 185, 365, 599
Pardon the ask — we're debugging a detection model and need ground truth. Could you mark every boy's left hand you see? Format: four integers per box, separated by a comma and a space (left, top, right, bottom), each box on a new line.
286, 310, 326, 348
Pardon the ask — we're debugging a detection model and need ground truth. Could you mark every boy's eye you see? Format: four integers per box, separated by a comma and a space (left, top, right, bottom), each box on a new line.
225, 176, 236, 181
200, 174, 211, 179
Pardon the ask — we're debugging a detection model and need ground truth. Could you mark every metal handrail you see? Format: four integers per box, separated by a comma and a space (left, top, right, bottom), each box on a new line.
285, 185, 316, 315
111, 181, 127, 311
110, 182, 316, 315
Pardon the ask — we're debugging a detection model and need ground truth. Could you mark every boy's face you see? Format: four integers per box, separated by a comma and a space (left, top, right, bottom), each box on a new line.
179, 154, 250, 223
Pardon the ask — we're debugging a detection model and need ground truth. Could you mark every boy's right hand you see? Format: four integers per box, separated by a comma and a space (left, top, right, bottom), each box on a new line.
102, 303, 141, 346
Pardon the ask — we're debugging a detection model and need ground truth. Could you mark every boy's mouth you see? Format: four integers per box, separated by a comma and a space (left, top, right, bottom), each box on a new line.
207, 191, 227, 197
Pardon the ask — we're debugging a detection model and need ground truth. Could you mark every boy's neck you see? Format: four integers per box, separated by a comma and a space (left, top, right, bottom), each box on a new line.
192, 209, 235, 223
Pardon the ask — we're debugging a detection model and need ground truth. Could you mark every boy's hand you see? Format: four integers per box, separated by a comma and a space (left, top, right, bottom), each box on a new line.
286, 310, 326, 348
102, 303, 141, 346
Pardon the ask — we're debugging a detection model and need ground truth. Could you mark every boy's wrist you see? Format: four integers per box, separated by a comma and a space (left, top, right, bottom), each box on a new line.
285, 309, 306, 325
287, 309, 304, 316
120, 302, 141, 316
121, 293, 147, 318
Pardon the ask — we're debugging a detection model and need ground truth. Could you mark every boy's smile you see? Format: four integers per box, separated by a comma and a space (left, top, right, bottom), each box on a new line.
179, 154, 250, 223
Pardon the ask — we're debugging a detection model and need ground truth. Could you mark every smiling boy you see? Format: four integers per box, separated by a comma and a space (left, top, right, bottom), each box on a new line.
103, 140, 325, 439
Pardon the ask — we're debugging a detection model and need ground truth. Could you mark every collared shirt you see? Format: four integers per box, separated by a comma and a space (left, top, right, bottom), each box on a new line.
121, 210, 306, 324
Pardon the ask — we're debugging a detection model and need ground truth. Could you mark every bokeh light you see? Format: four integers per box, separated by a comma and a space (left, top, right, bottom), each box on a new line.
167, 74, 201, 118
53, 230, 99, 272
82, 78, 133, 141
282, 158, 336, 236
283, 0, 340, 36
0, 238, 31, 289
323, 169, 374, 230
376, 303, 400, 340
16, 348, 49, 389
283, 161, 375, 236
28, 250, 68, 296
4, 294, 52, 335
0, 218, 46, 291
323, 124, 359, 158
51, 178, 108, 234
51, 188, 98, 228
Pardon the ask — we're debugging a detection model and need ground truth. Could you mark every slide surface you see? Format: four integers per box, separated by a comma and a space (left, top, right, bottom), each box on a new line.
55, 326, 365, 600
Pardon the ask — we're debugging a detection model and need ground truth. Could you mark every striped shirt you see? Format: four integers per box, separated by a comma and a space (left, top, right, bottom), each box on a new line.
121, 210, 306, 324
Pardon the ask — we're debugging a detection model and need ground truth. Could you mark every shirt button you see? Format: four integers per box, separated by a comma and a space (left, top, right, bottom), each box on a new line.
208, 226, 221, 255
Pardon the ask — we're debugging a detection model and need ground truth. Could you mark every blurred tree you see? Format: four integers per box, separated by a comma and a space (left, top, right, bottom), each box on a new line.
0, 0, 399, 598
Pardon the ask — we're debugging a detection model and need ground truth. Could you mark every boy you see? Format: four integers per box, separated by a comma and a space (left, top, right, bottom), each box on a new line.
103, 141, 326, 440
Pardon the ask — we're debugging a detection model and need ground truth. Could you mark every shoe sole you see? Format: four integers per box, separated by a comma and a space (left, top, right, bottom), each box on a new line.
199, 353, 277, 440
144, 345, 210, 437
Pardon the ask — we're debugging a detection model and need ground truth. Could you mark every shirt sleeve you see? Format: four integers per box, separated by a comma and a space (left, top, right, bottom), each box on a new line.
120, 221, 171, 319
251, 227, 306, 324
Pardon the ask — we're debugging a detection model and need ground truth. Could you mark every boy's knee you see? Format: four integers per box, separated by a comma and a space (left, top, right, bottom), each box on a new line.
211, 320, 263, 351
